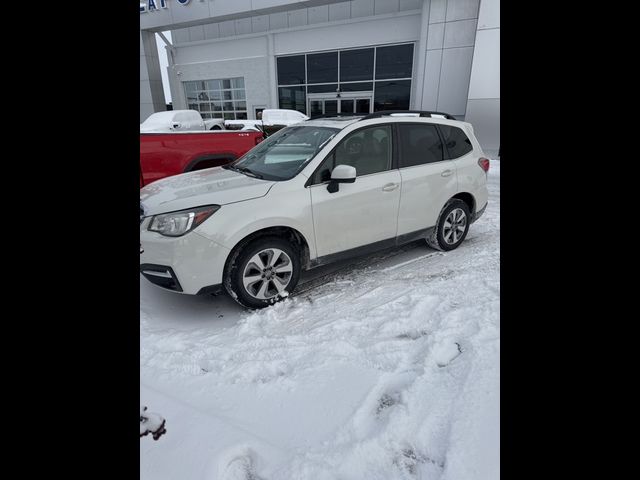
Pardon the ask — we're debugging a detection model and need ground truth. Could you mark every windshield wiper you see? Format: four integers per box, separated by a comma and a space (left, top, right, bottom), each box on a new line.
235, 166, 264, 179
223, 164, 263, 179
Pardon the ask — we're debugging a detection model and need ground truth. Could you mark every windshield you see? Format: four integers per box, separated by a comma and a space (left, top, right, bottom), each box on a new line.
228, 126, 339, 181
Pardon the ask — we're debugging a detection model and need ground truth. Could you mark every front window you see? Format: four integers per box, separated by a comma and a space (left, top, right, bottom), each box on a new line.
229, 126, 339, 181
312, 125, 392, 184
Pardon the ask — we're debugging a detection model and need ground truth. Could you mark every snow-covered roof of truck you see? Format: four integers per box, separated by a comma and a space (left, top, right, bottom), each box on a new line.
140, 111, 177, 128
261, 109, 309, 125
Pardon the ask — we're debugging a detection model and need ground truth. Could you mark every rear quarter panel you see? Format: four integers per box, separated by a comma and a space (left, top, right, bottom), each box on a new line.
454, 125, 488, 213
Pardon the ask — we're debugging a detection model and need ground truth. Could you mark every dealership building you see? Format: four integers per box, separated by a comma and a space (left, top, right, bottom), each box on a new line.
140, 0, 499, 155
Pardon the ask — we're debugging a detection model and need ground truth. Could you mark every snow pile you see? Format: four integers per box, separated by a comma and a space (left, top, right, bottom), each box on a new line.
140, 406, 166, 441
140, 161, 500, 479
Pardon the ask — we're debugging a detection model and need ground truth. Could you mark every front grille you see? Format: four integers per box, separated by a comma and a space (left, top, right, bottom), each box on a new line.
140, 264, 183, 292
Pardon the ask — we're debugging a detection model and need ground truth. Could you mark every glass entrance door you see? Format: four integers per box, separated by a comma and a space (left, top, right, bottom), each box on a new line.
339, 98, 371, 115
324, 100, 338, 116
307, 93, 373, 118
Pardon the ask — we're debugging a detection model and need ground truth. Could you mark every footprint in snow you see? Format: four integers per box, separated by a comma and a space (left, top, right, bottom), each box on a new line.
396, 330, 429, 340
433, 341, 463, 367
376, 392, 401, 415
353, 372, 417, 439
217, 450, 263, 480
394, 448, 445, 476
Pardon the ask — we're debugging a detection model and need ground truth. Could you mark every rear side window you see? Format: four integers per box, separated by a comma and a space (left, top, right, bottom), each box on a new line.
439, 125, 473, 159
397, 124, 443, 167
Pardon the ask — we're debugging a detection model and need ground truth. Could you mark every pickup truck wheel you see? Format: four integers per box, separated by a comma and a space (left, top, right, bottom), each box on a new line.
225, 236, 300, 309
426, 199, 471, 252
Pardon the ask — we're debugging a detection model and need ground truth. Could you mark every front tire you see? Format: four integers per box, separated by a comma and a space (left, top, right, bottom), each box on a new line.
426, 199, 471, 251
224, 236, 301, 309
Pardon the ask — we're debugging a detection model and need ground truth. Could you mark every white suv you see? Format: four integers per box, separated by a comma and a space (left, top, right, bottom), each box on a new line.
140, 111, 490, 309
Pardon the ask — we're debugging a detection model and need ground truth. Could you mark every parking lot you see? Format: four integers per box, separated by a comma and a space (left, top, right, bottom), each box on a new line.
141, 161, 500, 479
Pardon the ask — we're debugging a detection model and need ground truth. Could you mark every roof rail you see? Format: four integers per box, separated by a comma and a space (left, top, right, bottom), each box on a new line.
360, 110, 457, 121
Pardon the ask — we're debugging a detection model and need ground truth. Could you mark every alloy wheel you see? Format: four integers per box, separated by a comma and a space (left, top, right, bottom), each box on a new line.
443, 208, 467, 245
242, 248, 293, 300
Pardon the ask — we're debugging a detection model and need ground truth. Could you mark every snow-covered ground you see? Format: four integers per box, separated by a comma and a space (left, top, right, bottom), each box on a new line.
141, 161, 500, 480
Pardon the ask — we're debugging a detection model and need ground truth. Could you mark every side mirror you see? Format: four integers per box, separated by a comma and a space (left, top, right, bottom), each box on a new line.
171, 122, 181, 130
327, 164, 356, 193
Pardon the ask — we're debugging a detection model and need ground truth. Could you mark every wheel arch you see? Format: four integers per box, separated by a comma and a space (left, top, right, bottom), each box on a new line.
450, 192, 476, 216
223, 225, 313, 280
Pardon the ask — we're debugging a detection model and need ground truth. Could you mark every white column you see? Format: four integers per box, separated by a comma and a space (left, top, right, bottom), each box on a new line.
464, 0, 500, 157
140, 30, 167, 122
267, 33, 277, 109
412, 0, 431, 109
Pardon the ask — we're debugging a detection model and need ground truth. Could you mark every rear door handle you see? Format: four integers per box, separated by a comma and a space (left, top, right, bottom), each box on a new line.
441, 169, 453, 177
382, 183, 399, 192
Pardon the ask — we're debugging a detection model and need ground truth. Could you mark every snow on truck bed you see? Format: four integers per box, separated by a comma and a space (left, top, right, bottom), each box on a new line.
140, 161, 500, 480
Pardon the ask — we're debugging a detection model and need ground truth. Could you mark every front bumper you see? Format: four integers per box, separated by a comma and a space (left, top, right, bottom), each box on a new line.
140, 264, 183, 292
140, 222, 231, 295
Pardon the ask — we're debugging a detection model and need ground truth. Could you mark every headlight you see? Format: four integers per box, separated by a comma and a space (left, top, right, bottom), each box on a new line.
148, 205, 220, 237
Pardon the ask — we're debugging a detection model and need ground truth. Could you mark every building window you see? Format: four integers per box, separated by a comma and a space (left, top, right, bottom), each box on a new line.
276, 43, 414, 115
373, 80, 411, 111
340, 82, 374, 92
278, 86, 306, 113
340, 48, 374, 82
375, 44, 414, 79
307, 84, 338, 93
276, 56, 305, 85
183, 77, 247, 120
307, 51, 338, 84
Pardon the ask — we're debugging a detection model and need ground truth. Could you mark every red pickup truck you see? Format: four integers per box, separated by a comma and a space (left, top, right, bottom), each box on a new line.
140, 130, 264, 187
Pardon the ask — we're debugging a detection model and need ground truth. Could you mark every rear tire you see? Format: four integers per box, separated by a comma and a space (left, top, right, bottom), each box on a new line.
426, 199, 471, 251
224, 236, 301, 309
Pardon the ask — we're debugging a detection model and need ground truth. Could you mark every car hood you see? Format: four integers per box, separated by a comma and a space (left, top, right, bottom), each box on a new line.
140, 167, 275, 216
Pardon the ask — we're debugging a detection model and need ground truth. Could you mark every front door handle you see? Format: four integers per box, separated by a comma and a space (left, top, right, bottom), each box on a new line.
382, 183, 399, 192
441, 169, 453, 177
